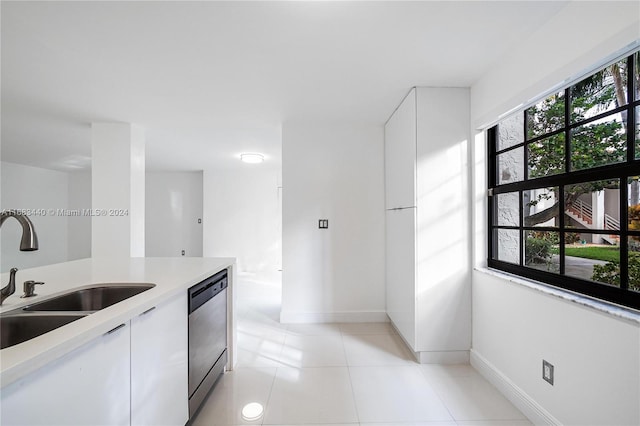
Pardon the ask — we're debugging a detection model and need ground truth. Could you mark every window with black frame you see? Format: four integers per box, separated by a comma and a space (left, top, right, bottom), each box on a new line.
488, 51, 640, 310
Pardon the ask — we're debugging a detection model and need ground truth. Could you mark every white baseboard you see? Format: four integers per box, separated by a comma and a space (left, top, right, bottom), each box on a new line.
387, 319, 470, 364
470, 349, 561, 426
279, 310, 389, 324
417, 350, 469, 364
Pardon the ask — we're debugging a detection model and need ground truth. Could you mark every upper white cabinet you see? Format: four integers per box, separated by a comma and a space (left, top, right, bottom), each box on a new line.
1, 323, 131, 425
385, 87, 471, 362
385, 88, 417, 210
131, 293, 189, 426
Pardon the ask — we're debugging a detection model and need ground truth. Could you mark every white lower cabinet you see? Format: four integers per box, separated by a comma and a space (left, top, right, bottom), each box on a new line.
1, 293, 189, 426
1, 322, 131, 426
131, 293, 188, 426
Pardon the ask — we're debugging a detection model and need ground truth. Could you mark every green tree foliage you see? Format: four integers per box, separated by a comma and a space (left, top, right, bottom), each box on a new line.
592, 253, 640, 291
629, 204, 640, 233
590, 205, 640, 289
523, 58, 629, 227
525, 231, 558, 264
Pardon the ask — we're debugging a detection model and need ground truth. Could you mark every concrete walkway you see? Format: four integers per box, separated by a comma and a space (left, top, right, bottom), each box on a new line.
527, 255, 609, 281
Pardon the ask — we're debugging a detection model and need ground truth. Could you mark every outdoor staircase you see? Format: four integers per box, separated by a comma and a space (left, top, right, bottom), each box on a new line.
565, 199, 593, 226
601, 235, 620, 245
565, 199, 620, 245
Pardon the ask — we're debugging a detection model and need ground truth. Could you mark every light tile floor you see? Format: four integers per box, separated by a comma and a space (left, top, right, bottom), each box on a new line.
191, 272, 532, 426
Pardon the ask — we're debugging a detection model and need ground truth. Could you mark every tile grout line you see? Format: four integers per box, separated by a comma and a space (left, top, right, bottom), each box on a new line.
416, 364, 458, 424
342, 330, 362, 425
258, 364, 279, 426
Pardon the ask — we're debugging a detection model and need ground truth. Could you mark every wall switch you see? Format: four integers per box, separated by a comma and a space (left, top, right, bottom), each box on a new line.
181, 250, 185, 256
198, 218, 202, 224
542, 360, 554, 385
318, 219, 329, 229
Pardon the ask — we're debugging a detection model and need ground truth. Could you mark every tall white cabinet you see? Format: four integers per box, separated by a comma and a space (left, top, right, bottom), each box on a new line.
385, 87, 471, 363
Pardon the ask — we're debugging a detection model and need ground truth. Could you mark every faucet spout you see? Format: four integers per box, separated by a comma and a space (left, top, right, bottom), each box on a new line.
0, 210, 39, 251
1, 268, 18, 305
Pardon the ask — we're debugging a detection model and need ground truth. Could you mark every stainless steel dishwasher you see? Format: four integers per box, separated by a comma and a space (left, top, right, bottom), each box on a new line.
188, 269, 228, 419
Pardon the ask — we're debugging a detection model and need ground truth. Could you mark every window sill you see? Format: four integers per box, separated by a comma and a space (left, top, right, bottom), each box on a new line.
474, 266, 640, 325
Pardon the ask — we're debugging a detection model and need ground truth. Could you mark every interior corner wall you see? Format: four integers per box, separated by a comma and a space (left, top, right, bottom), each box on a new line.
281, 123, 386, 323
203, 166, 280, 273
470, 2, 640, 424
146, 171, 203, 258
0, 162, 69, 272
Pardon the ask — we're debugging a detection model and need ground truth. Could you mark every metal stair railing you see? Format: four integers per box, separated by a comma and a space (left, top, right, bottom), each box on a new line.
604, 213, 620, 230
567, 199, 593, 224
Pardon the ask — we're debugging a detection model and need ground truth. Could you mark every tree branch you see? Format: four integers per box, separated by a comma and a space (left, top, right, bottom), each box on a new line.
524, 202, 559, 227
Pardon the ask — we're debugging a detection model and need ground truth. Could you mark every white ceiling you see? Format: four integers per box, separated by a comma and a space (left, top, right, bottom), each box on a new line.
1, 1, 568, 172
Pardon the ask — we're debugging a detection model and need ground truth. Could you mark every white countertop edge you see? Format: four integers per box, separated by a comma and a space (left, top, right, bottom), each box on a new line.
474, 267, 640, 325
1, 257, 235, 388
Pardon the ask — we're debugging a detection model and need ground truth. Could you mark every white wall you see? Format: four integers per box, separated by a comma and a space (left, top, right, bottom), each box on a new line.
91, 123, 145, 258
67, 171, 92, 261
203, 166, 280, 273
146, 171, 203, 257
470, 2, 640, 424
473, 272, 639, 426
2, 164, 206, 269
1, 162, 69, 272
281, 123, 386, 323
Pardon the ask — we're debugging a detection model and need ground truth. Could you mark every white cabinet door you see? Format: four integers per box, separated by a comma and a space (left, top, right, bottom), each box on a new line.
385, 88, 417, 209
385, 207, 417, 350
1, 323, 131, 426
414, 87, 471, 354
131, 293, 188, 426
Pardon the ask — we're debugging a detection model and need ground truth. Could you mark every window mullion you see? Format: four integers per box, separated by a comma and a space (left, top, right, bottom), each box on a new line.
487, 127, 497, 265
628, 55, 636, 161
564, 87, 571, 174
620, 175, 629, 291
630, 104, 637, 161
519, 190, 524, 266
559, 185, 565, 275
559, 87, 571, 275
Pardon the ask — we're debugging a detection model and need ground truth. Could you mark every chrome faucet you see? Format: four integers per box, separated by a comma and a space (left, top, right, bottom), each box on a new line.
1, 211, 40, 305
1, 268, 18, 305
0, 210, 39, 251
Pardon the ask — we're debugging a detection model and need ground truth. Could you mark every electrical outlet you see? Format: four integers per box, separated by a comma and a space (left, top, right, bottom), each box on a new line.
181, 250, 185, 256
542, 360, 554, 385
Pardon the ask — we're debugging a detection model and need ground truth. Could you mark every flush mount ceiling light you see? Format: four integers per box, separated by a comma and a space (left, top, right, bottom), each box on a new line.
240, 153, 264, 164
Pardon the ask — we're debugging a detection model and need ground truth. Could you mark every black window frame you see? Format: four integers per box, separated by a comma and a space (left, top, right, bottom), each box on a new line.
487, 51, 640, 311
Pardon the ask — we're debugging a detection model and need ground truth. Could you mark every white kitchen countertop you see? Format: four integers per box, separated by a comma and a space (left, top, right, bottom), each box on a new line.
0, 257, 235, 388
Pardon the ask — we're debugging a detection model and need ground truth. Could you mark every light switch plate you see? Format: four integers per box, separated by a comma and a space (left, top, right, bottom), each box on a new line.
318, 219, 328, 229
542, 360, 554, 385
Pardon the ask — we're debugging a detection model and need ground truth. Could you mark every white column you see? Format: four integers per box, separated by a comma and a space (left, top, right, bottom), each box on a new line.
592, 190, 605, 244
91, 123, 145, 257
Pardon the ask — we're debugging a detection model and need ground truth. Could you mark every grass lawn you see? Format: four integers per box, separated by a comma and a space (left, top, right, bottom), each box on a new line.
556, 245, 620, 262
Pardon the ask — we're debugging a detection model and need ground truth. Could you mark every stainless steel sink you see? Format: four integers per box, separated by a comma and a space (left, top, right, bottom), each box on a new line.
0, 313, 87, 350
22, 284, 155, 312
0, 283, 155, 349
